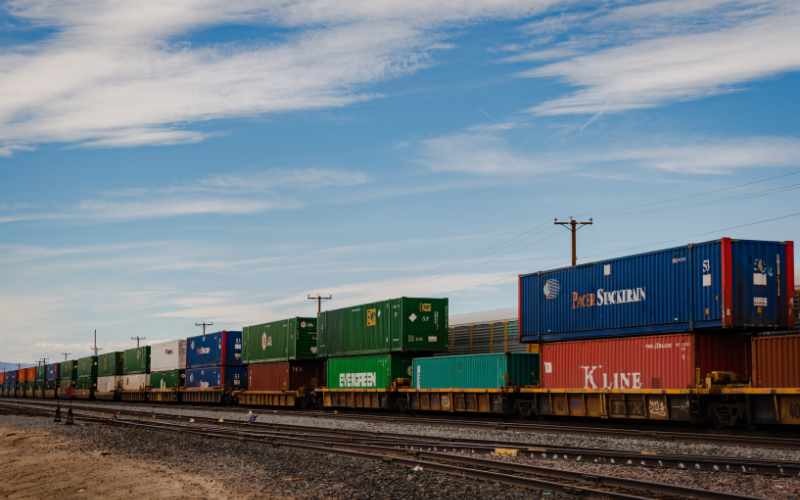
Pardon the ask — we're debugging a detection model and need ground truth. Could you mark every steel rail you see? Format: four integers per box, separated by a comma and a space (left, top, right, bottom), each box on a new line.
0, 402, 760, 500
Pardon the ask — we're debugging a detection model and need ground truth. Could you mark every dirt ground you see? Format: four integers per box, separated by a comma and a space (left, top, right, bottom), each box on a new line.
0, 424, 267, 500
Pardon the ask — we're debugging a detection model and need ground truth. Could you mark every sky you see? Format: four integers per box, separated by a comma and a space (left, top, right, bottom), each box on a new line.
1, 0, 799, 363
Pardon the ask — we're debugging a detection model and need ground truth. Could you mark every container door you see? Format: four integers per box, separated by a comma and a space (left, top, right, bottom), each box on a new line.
732, 241, 783, 327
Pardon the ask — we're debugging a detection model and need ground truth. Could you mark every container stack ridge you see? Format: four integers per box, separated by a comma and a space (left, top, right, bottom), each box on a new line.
446, 308, 526, 356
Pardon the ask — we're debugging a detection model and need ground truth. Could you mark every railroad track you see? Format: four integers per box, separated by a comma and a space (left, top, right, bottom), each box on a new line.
0, 401, 763, 500
13, 397, 800, 451
4, 400, 800, 477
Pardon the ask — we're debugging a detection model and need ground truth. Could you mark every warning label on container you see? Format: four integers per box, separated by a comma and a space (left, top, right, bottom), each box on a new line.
754, 297, 768, 306
367, 308, 376, 326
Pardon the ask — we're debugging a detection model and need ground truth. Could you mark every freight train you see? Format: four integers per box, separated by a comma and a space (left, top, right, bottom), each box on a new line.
2, 237, 798, 430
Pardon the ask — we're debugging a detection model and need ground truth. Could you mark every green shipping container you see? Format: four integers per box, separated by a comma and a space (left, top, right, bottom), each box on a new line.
59, 360, 78, 379
317, 297, 448, 358
18, 381, 30, 391
77, 356, 98, 378
243, 317, 317, 363
151, 369, 185, 390
36, 365, 46, 381
412, 353, 540, 390
34, 380, 45, 391
327, 354, 415, 389
123, 346, 150, 374
77, 377, 97, 390
98, 351, 124, 376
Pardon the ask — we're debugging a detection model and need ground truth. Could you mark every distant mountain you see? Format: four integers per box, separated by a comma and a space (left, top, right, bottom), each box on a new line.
0, 362, 37, 372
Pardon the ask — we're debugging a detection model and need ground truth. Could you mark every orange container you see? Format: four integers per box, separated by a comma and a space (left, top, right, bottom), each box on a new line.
752, 334, 800, 388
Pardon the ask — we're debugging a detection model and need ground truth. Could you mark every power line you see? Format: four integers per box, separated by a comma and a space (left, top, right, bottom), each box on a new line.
131, 336, 146, 347
308, 295, 332, 313
195, 322, 213, 336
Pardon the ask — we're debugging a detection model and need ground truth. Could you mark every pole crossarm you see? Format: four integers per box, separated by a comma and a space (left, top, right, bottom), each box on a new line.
554, 218, 593, 266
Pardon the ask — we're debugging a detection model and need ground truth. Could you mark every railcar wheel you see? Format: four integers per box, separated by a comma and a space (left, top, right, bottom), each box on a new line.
397, 398, 409, 414
745, 423, 758, 431
711, 413, 725, 430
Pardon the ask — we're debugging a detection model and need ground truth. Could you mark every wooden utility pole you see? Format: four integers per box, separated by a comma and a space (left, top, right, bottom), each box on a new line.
195, 322, 213, 336
308, 295, 332, 313
555, 218, 593, 266
60, 352, 71, 361
38, 358, 48, 366
92, 329, 103, 356
131, 336, 146, 347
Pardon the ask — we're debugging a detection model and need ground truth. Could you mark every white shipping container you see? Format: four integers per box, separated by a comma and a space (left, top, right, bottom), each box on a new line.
97, 376, 121, 393
122, 373, 150, 391
150, 339, 187, 372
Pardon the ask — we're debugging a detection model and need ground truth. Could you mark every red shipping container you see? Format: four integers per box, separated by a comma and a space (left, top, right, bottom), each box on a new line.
247, 361, 323, 392
0, 372, 4, 384
17, 368, 28, 383
24, 367, 36, 382
540, 333, 750, 390
752, 334, 800, 388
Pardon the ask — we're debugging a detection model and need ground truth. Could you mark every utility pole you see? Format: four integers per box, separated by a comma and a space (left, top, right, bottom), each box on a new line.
555, 217, 593, 266
92, 329, 103, 356
308, 294, 332, 313
195, 322, 213, 336
38, 358, 48, 366
131, 336, 146, 347
60, 353, 71, 361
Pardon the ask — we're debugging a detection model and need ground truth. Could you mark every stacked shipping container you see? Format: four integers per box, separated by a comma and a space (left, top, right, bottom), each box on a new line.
242, 318, 321, 397
97, 351, 124, 399
122, 346, 151, 392
149, 339, 186, 398
186, 331, 246, 391
58, 359, 78, 398
35, 365, 46, 397
76, 356, 98, 399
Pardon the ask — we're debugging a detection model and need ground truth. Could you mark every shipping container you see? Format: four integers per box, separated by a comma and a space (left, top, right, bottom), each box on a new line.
246, 361, 323, 392
150, 369, 185, 390
752, 334, 800, 388
186, 366, 247, 390
186, 331, 243, 368
36, 365, 46, 381
98, 351, 124, 376
242, 317, 317, 364
123, 346, 151, 374
77, 356, 98, 378
17, 368, 28, 383
121, 374, 150, 391
60, 360, 78, 379
9, 370, 18, 385
539, 332, 750, 390
326, 353, 416, 389
520, 238, 795, 342
0, 372, 4, 385
34, 380, 45, 391
45, 379, 56, 390
45, 363, 59, 381
150, 340, 187, 372
23, 367, 35, 382
412, 353, 540, 389
58, 378, 77, 394
447, 308, 526, 355
97, 376, 121, 393
317, 297, 449, 359
76, 377, 97, 390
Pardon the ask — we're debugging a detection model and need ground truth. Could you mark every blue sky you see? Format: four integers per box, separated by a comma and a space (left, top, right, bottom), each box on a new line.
1, 0, 799, 362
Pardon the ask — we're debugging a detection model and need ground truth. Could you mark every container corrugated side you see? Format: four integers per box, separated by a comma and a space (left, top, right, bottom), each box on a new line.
752, 334, 800, 388
150, 340, 187, 372
326, 354, 416, 389
45, 363, 59, 381
413, 353, 539, 389
59, 360, 78, 379
77, 356, 98, 378
446, 320, 524, 355
36, 365, 46, 381
539, 333, 749, 390
98, 352, 124, 376
520, 238, 794, 342
76, 377, 97, 390
34, 380, 45, 391
246, 361, 323, 392
186, 366, 247, 390
58, 378, 77, 392
243, 317, 317, 364
23, 367, 36, 382
123, 346, 151, 374
17, 368, 28, 383
317, 297, 448, 358
150, 369, 185, 390
97, 376, 121, 393
186, 331, 243, 367
121, 374, 150, 391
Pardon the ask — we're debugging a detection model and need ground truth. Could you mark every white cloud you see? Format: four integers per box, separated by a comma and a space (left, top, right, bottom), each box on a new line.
419, 132, 554, 175
198, 168, 369, 192
522, 2, 800, 115
76, 197, 301, 219
0, 0, 559, 151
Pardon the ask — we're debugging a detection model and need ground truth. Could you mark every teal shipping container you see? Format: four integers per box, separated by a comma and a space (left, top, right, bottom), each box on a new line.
327, 353, 416, 389
412, 353, 540, 389
318, 297, 448, 358
243, 317, 317, 363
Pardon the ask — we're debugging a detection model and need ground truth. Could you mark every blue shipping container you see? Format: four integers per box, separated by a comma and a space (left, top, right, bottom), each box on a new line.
520, 238, 795, 342
46, 363, 60, 381
8, 371, 17, 384
186, 331, 243, 368
185, 366, 247, 390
